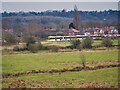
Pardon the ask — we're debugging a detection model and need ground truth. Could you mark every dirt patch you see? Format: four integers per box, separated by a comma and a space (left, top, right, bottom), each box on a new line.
59, 61, 119, 68
47, 45, 66, 49
2, 80, 118, 88
59, 81, 118, 88
93, 45, 120, 48
2, 80, 52, 88
2, 63, 120, 78
87, 60, 119, 66
80, 81, 118, 88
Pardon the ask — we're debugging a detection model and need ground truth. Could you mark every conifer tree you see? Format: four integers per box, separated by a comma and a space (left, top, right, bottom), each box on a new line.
73, 5, 81, 30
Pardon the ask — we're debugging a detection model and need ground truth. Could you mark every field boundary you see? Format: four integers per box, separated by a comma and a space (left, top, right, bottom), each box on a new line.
3, 64, 120, 78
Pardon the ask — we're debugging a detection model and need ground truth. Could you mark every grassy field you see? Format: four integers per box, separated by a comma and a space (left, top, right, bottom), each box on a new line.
2, 44, 119, 88
2, 67, 118, 88
43, 40, 119, 47
1, 40, 119, 50
2, 50, 118, 75
2, 46, 14, 50
92, 40, 119, 46
1, 46, 14, 50
42, 42, 71, 47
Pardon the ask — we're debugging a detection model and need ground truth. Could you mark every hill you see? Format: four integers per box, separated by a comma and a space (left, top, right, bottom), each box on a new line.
2, 10, 118, 25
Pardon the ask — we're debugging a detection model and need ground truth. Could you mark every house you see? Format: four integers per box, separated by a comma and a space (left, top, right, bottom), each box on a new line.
4, 29, 13, 33
84, 26, 119, 37
66, 28, 80, 35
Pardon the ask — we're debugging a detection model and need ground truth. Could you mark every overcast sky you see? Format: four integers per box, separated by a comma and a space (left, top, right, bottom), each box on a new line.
2, 2, 119, 12
1, 0, 120, 2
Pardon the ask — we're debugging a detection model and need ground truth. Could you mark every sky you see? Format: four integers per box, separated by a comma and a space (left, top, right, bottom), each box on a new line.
1, 2, 119, 12
1, 0, 120, 2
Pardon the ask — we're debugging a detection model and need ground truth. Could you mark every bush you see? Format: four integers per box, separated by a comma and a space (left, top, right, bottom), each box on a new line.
28, 44, 39, 53
2, 31, 20, 44
51, 46, 59, 52
80, 52, 86, 69
38, 42, 43, 50
13, 46, 28, 51
13, 46, 19, 51
38, 43, 49, 50
82, 37, 93, 49
19, 46, 28, 51
26, 37, 36, 47
66, 46, 70, 48
42, 46, 49, 50
102, 38, 113, 47
77, 44, 82, 51
71, 40, 81, 49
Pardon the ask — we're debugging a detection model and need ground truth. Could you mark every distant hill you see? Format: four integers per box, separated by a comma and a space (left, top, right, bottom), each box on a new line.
2, 16, 73, 25
2, 9, 118, 25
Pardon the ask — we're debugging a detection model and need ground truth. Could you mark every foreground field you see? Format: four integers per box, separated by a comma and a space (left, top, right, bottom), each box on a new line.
2, 50, 119, 88
2, 67, 118, 88
2, 50, 118, 75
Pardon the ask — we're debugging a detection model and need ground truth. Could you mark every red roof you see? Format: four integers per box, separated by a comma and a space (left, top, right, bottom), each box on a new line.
71, 28, 80, 33
95, 27, 100, 30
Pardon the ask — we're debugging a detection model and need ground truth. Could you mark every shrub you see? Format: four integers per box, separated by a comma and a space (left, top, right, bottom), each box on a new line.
2, 31, 20, 44
71, 40, 81, 49
42, 46, 49, 50
66, 46, 70, 48
102, 38, 113, 47
38, 42, 43, 50
28, 44, 39, 53
51, 46, 59, 52
13, 46, 28, 51
26, 37, 36, 47
38, 43, 49, 50
82, 37, 93, 49
13, 46, 19, 51
2, 49, 13, 55
77, 44, 82, 51
19, 46, 28, 51
80, 52, 86, 69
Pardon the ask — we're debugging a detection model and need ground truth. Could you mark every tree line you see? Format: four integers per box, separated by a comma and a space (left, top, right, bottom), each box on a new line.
2, 9, 118, 23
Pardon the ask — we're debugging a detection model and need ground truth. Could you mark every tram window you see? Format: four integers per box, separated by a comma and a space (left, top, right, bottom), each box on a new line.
49, 38, 56, 39
48, 37, 50, 40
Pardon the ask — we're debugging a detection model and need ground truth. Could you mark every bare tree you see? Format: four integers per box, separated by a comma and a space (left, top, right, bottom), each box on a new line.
26, 21, 42, 36
73, 5, 81, 30
47, 23, 56, 29
80, 52, 86, 69
57, 22, 68, 30
2, 18, 12, 30
13, 23, 25, 34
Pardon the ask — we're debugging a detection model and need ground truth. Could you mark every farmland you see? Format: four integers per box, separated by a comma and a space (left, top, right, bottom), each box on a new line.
1, 36, 120, 88
2, 50, 119, 88
2, 67, 118, 88
1, 40, 119, 51
43, 40, 119, 47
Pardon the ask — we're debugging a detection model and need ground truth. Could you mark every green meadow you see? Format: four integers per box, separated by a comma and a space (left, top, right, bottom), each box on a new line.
2, 67, 118, 88
43, 40, 119, 47
1, 40, 119, 50
92, 40, 119, 46
2, 50, 118, 75
2, 41, 119, 88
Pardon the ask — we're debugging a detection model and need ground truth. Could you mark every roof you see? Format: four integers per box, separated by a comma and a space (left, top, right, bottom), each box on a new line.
70, 28, 80, 33
95, 27, 100, 30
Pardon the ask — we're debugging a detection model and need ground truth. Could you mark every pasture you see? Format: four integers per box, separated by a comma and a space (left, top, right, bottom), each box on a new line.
2, 67, 118, 88
43, 40, 119, 47
1, 40, 119, 50
2, 50, 118, 75
2, 50, 119, 88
